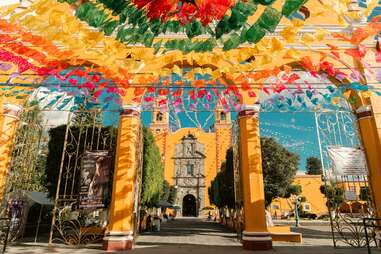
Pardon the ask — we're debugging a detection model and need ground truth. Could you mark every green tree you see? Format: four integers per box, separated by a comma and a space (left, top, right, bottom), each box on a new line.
209, 171, 223, 208
160, 180, 177, 204
283, 184, 302, 199
45, 125, 117, 199
167, 185, 177, 204
320, 185, 345, 210
7, 101, 47, 193
71, 105, 102, 127
306, 156, 322, 175
261, 137, 300, 207
221, 148, 235, 209
160, 180, 170, 203
208, 148, 235, 209
141, 127, 164, 207
360, 186, 371, 201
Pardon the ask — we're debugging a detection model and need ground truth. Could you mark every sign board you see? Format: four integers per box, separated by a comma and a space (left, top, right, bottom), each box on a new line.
328, 147, 367, 176
344, 190, 357, 201
79, 150, 111, 209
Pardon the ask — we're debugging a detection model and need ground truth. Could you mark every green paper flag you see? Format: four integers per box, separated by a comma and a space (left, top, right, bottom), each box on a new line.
223, 33, 241, 51
243, 24, 266, 43
257, 7, 282, 32
282, 0, 308, 17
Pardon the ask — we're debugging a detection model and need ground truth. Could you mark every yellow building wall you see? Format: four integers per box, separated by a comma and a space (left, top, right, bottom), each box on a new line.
270, 175, 328, 218
152, 127, 231, 207
215, 126, 232, 172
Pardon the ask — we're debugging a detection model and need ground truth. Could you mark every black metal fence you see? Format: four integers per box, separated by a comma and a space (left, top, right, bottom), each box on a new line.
363, 218, 381, 254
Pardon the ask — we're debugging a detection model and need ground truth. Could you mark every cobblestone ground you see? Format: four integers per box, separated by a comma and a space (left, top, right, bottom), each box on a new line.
5, 217, 381, 254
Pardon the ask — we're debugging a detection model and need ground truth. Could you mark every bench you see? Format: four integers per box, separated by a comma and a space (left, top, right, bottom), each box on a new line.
268, 226, 302, 243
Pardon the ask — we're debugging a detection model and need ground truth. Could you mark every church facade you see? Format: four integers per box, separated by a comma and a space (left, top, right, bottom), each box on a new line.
150, 107, 232, 216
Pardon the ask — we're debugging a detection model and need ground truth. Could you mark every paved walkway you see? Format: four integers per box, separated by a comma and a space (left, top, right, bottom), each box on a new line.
4, 217, 381, 254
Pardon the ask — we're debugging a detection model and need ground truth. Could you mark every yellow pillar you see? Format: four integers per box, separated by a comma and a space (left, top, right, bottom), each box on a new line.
238, 105, 272, 250
355, 105, 381, 219
0, 103, 23, 200
103, 106, 141, 251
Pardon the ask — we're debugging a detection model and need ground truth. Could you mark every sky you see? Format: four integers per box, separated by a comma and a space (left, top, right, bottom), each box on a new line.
141, 111, 321, 171
0, 0, 21, 7
259, 112, 320, 171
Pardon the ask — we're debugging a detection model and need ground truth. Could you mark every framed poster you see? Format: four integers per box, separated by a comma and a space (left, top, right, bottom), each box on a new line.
79, 150, 111, 209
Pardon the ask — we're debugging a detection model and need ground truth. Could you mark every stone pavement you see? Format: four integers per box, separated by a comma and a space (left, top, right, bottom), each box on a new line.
5, 217, 381, 254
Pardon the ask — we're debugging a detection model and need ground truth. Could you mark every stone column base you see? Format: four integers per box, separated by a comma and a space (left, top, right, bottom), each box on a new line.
242, 231, 272, 251
103, 232, 134, 252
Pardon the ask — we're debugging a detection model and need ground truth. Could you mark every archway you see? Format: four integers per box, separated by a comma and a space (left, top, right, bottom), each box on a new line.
182, 194, 197, 217
2, 1, 381, 252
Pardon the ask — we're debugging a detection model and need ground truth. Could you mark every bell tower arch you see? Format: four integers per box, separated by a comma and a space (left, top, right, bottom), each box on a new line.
151, 100, 169, 134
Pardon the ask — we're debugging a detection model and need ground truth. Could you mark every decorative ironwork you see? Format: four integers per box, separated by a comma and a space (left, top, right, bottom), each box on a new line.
316, 110, 376, 248
0, 218, 10, 253
48, 108, 119, 246
363, 218, 381, 254
1, 104, 50, 242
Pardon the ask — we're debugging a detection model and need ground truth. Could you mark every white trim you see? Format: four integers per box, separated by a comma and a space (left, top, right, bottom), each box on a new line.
104, 231, 134, 241
106, 230, 134, 235
270, 232, 301, 236
242, 236, 272, 241
356, 105, 372, 114
242, 231, 270, 236
240, 104, 261, 113
122, 105, 141, 113
2, 103, 23, 119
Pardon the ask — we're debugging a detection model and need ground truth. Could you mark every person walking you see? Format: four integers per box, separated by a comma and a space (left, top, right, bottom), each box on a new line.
153, 215, 161, 232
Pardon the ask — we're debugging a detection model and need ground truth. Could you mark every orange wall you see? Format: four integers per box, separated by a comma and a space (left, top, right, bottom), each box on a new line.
151, 127, 231, 207
270, 175, 328, 217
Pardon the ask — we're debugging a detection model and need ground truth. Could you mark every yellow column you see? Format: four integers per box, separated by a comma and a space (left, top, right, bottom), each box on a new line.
0, 103, 23, 200
238, 105, 272, 250
355, 105, 381, 219
103, 106, 141, 251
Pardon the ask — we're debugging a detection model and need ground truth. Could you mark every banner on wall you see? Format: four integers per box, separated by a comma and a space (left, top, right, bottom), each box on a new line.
328, 147, 368, 176
79, 150, 111, 209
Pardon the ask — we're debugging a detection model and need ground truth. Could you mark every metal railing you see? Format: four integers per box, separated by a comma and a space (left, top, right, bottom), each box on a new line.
363, 218, 381, 254
0, 218, 11, 254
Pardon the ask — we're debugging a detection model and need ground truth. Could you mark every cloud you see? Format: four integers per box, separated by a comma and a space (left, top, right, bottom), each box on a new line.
0, 0, 21, 7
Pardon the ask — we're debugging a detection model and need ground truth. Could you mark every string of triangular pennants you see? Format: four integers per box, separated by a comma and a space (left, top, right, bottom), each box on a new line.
1, 0, 381, 113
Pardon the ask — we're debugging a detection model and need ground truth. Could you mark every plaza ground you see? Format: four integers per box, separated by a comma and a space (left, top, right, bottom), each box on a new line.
5, 217, 381, 254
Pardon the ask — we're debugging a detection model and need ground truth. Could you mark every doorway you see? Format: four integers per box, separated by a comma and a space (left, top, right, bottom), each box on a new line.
182, 194, 196, 217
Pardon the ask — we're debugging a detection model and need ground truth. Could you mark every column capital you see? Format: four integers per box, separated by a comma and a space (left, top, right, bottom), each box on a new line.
120, 105, 141, 117
356, 105, 372, 119
2, 103, 23, 119
238, 104, 260, 118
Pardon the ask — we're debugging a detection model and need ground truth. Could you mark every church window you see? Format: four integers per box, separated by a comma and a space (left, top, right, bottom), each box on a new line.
156, 112, 163, 121
303, 203, 311, 212
186, 164, 194, 176
220, 112, 226, 121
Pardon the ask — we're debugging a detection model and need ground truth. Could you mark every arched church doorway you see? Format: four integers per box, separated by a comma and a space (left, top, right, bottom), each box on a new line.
182, 194, 196, 217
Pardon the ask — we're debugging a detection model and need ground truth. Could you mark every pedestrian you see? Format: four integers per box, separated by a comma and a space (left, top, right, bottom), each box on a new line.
153, 215, 160, 232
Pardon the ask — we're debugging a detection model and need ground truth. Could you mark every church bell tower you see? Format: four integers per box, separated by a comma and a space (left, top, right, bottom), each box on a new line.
214, 105, 232, 172
150, 101, 169, 134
